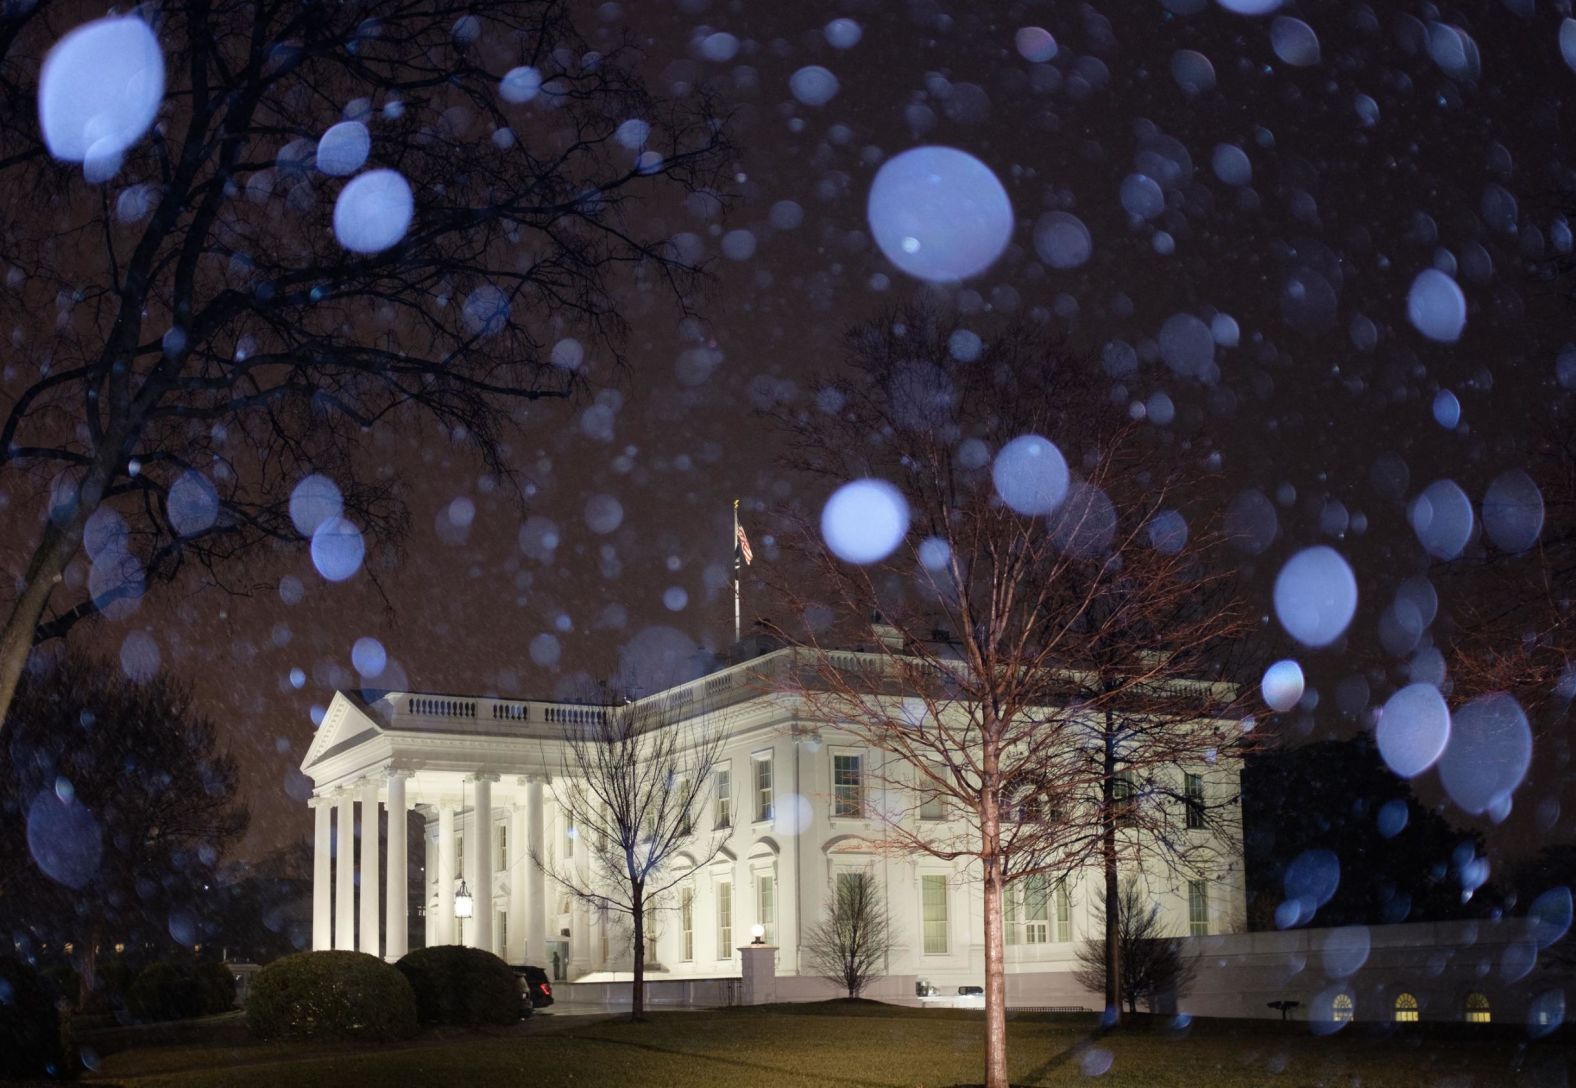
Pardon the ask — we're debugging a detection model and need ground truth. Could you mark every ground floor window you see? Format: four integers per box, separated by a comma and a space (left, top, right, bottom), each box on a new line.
717, 881, 733, 957
922, 874, 949, 955
681, 888, 694, 962
1187, 879, 1208, 937
1394, 993, 1419, 1022
756, 872, 775, 945
1331, 993, 1354, 1023
1465, 993, 1491, 1023
496, 909, 507, 957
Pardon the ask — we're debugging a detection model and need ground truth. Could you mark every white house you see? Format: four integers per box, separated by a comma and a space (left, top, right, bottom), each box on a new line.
298, 642, 1247, 1006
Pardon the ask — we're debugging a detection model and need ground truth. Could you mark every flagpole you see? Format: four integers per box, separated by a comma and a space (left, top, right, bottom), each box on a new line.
732, 498, 742, 645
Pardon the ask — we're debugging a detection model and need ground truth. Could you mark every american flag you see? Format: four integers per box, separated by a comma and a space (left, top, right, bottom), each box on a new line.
735, 521, 754, 566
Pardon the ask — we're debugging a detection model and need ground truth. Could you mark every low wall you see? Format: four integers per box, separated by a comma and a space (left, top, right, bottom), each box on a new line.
563, 918, 1570, 1026
1177, 918, 1565, 1026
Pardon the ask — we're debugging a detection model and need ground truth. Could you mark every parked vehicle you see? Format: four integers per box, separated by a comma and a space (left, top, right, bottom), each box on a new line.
511, 965, 554, 1016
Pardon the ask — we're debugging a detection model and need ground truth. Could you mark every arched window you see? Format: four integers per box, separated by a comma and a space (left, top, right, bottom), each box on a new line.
1394, 993, 1419, 1023
1464, 993, 1491, 1024
1331, 993, 1354, 1023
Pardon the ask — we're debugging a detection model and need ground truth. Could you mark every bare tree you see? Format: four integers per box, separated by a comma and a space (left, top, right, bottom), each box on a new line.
1073, 878, 1197, 1015
0, 0, 730, 730
767, 304, 1251, 1088
803, 870, 893, 1000
536, 692, 724, 1020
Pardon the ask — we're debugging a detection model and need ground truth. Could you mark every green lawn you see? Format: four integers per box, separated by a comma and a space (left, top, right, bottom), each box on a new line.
86, 1002, 1566, 1088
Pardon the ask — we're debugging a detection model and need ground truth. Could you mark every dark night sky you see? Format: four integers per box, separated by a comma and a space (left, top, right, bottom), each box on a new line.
33, 0, 1576, 866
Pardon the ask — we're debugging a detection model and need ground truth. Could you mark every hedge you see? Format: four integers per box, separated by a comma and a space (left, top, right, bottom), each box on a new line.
247, 951, 417, 1041
395, 945, 519, 1027
0, 955, 70, 1080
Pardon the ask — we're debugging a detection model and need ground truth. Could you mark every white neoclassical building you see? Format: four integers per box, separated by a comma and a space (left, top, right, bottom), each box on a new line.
299, 643, 1247, 1004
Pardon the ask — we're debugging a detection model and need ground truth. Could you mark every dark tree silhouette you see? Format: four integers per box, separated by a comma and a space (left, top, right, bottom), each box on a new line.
0, 0, 731, 730
1073, 878, 1197, 1015
1241, 733, 1496, 929
535, 692, 724, 1021
769, 304, 1252, 1088
803, 870, 893, 1000
0, 652, 247, 1005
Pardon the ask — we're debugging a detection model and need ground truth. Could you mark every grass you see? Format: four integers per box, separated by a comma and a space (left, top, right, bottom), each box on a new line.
84, 1001, 1568, 1088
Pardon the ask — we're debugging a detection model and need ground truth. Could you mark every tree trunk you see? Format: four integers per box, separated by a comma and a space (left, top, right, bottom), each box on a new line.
0, 519, 82, 732
1102, 722, 1122, 1027
981, 760, 1009, 1088
78, 924, 100, 1009
630, 883, 645, 1021
0, 448, 123, 736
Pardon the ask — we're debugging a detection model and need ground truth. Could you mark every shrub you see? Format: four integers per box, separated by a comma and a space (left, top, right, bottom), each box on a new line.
247, 951, 416, 1041
127, 962, 200, 1022
0, 956, 69, 1080
395, 945, 519, 1027
193, 960, 237, 1015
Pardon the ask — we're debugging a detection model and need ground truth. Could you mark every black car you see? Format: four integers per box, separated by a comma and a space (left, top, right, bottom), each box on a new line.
511, 965, 555, 1016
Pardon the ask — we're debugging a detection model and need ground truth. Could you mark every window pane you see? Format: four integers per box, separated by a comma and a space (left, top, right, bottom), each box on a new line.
1185, 773, 1205, 830
758, 873, 775, 944
717, 882, 732, 957
681, 889, 694, 962
1188, 879, 1208, 936
497, 823, 509, 870
834, 754, 863, 817
715, 768, 731, 828
754, 756, 773, 823
922, 875, 949, 954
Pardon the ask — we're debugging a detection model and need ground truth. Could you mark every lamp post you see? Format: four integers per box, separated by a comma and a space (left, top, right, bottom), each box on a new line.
750, 923, 766, 946
454, 778, 475, 939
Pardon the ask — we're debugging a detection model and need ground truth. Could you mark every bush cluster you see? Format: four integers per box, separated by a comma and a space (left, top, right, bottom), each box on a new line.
126, 959, 236, 1021
396, 945, 519, 1027
246, 951, 417, 1041
0, 956, 69, 1080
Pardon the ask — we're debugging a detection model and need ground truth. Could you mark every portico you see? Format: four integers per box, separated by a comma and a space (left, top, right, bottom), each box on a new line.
300, 691, 566, 964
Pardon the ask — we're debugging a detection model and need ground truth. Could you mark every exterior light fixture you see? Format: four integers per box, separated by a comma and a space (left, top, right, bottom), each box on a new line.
454, 775, 475, 920
750, 924, 766, 945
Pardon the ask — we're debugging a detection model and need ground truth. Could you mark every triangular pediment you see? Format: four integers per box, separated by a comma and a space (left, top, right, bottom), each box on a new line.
300, 691, 384, 773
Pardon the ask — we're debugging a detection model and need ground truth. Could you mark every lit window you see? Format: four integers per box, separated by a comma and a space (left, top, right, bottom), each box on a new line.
717, 881, 733, 957
918, 765, 946, 820
1394, 993, 1419, 1022
1184, 773, 1205, 830
922, 874, 949, 954
1332, 993, 1354, 1023
681, 888, 695, 962
714, 767, 732, 829
677, 778, 693, 835
1024, 876, 1049, 945
833, 754, 863, 817
1465, 992, 1491, 1024
753, 754, 774, 823
1188, 880, 1208, 937
1113, 771, 1136, 823
756, 873, 776, 944
1005, 882, 1020, 946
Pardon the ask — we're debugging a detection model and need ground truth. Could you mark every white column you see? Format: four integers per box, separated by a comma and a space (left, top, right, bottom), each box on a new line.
472, 774, 495, 954
526, 776, 548, 965
359, 779, 381, 957
311, 797, 332, 951
335, 792, 355, 950
436, 802, 456, 946
385, 771, 410, 962
507, 796, 528, 964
